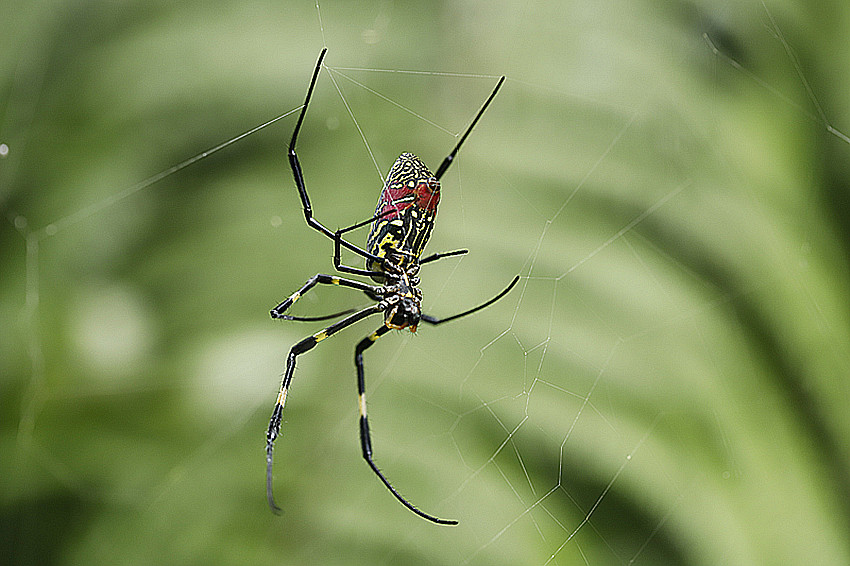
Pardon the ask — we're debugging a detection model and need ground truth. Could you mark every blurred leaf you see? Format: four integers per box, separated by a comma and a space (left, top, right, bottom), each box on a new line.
2, 1, 850, 565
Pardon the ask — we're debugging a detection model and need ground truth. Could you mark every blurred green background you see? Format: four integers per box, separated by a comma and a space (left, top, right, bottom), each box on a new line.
3, 0, 850, 564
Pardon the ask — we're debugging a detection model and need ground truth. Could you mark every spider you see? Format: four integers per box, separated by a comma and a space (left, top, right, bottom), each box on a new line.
266, 48, 518, 526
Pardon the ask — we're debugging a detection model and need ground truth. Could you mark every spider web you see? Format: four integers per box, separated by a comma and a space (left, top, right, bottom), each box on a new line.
3, 1, 850, 565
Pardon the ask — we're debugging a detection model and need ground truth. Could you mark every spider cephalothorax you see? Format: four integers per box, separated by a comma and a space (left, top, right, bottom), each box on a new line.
265, 48, 517, 525
372, 265, 424, 331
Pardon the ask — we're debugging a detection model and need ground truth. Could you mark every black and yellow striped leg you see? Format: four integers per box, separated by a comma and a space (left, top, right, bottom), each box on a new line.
354, 326, 458, 525
270, 274, 381, 320
266, 304, 383, 512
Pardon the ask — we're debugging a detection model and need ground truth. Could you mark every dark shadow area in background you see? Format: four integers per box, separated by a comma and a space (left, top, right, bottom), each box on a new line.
1, 490, 98, 566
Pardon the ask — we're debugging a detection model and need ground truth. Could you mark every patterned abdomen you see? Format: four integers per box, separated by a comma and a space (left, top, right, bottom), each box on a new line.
366, 153, 439, 278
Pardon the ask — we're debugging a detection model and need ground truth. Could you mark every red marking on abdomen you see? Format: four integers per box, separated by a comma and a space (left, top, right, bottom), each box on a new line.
415, 180, 440, 213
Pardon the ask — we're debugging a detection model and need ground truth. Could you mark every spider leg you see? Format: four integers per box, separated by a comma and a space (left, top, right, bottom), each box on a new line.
281, 308, 358, 322
267, 304, 383, 512
288, 48, 384, 265
271, 274, 381, 320
419, 249, 468, 265
434, 75, 505, 180
421, 275, 519, 325
354, 326, 458, 525
332, 210, 395, 278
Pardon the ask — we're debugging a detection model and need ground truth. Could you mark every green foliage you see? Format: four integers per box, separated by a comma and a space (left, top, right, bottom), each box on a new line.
3, 1, 849, 564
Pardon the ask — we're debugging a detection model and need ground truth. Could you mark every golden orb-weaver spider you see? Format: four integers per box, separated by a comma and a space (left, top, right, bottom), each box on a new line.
266, 48, 517, 525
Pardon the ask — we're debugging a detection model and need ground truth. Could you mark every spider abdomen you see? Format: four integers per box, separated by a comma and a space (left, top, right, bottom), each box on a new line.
366, 153, 439, 277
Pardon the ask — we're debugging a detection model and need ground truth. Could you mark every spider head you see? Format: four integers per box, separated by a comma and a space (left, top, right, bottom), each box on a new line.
385, 295, 421, 332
